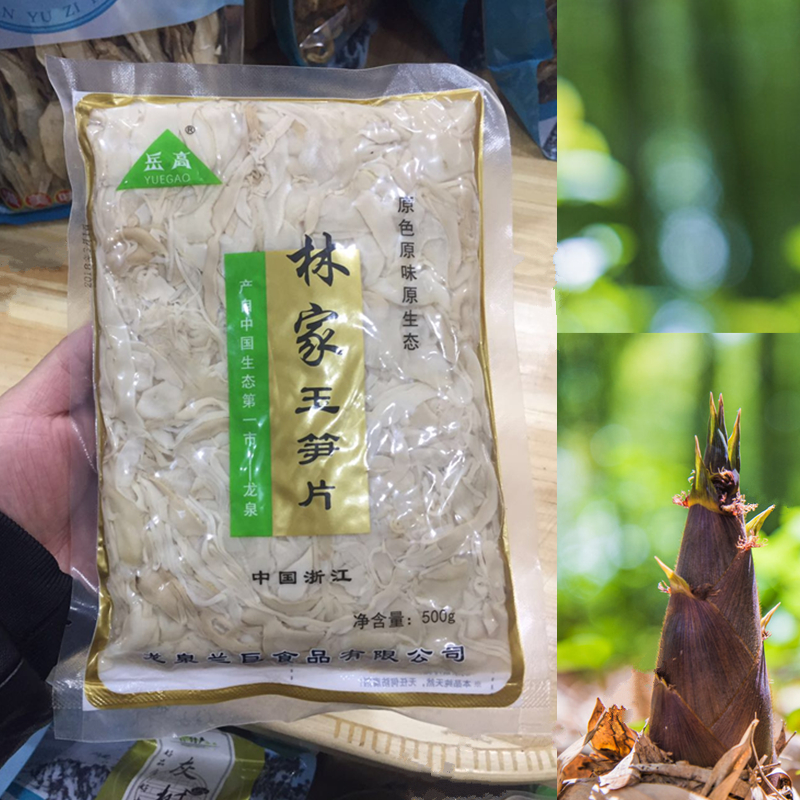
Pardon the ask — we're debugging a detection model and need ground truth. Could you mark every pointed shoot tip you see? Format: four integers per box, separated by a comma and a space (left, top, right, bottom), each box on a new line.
746, 505, 776, 537
728, 409, 742, 471
693, 436, 705, 492
762, 603, 780, 632
654, 556, 692, 596
707, 395, 717, 448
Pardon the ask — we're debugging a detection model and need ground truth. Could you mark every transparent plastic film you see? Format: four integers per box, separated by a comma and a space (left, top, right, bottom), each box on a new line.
47, 58, 549, 741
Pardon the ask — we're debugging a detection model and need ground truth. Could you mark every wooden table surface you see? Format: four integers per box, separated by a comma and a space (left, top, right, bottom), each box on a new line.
0, 115, 557, 737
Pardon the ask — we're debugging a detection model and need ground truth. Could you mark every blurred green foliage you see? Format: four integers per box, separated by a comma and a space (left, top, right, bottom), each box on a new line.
558, 334, 800, 714
557, 1, 800, 332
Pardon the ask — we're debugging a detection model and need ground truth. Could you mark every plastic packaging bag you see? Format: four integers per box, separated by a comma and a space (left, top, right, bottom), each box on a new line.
1, 727, 316, 800
48, 57, 550, 741
0, 1, 243, 224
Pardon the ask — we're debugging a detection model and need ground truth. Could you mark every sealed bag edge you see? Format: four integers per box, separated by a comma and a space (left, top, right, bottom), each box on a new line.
46, 56, 551, 741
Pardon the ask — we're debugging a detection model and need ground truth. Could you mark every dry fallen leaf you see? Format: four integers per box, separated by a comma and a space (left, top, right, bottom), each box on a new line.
764, 769, 793, 800
599, 734, 675, 792
589, 698, 607, 732
632, 734, 672, 766
601, 784, 710, 800
559, 703, 635, 793
559, 698, 793, 800
564, 753, 618, 782
593, 705, 638, 759
703, 721, 756, 800
560, 733, 599, 794
559, 782, 595, 800
776, 724, 788, 759
600, 751, 640, 791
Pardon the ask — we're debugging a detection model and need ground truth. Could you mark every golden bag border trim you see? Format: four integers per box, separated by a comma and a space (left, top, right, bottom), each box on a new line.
76, 88, 525, 710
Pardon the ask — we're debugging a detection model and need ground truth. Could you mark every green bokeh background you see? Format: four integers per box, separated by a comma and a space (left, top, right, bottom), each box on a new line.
558, 333, 800, 726
558, 0, 800, 332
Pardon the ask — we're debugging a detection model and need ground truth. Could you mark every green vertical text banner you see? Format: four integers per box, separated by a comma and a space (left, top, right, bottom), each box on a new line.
224, 252, 272, 537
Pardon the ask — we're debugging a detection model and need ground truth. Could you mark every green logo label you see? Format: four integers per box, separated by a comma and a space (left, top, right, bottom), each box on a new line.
117, 129, 221, 191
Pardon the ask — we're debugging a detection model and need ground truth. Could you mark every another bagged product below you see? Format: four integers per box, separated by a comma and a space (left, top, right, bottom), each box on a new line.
1, 727, 316, 800
0, 1, 243, 223
48, 58, 549, 740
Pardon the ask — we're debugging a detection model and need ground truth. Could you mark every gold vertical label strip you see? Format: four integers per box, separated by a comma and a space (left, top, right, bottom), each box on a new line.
265, 241, 370, 536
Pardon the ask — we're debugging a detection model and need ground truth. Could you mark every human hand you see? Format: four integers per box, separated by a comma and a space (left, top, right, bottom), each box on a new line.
0, 325, 95, 572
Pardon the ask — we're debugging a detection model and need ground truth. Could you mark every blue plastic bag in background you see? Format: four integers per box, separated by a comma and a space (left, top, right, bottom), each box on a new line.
271, 0, 557, 157
408, 0, 557, 158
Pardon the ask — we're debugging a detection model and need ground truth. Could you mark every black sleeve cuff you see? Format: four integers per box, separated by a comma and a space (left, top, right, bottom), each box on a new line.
0, 624, 53, 766
0, 510, 72, 679
0, 510, 73, 766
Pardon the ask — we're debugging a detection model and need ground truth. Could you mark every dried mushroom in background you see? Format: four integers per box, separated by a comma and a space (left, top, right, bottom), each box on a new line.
0, 8, 241, 216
